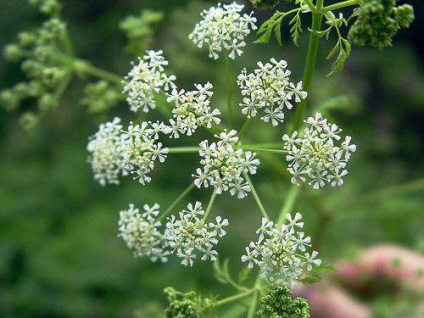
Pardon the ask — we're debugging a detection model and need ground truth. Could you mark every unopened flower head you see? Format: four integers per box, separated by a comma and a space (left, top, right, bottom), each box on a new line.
193, 130, 260, 199
237, 58, 307, 126
123, 50, 176, 113
118, 203, 169, 262
167, 82, 221, 138
164, 201, 229, 267
189, 2, 257, 60
283, 112, 357, 189
87, 117, 125, 186
241, 213, 321, 286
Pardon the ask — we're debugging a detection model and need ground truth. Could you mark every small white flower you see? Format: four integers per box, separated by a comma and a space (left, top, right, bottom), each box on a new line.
118, 204, 169, 262
283, 112, 356, 189
193, 130, 260, 199
241, 213, 321, 286
166, 82, 221, 138
237, 59, 307, 126
163, 202, 229, 267
189, 2, 256, 60
123, 50, 176, 113
87, 117, 124, 186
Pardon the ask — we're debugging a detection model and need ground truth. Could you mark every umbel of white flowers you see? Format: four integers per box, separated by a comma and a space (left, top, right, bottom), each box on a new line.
118, 202, 229, 267
282, 112, 357, 189
241, 213, 321, 286
123, 50, 176, 113
123, 50, 222, 138
237, 58, 307, 126
87, 117, 171, 186
193, 129, 260, 199
189, 2, 257, 59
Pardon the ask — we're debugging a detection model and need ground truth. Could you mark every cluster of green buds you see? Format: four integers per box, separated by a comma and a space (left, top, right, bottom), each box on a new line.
256, 284, 310, 318
348, 0, 415, 49
1, 0, 70, 129
164, 287, 216, 318
120, 10, 164, 57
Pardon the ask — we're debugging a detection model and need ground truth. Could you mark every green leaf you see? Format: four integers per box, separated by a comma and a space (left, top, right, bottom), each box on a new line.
289, 12, 303, 46
238, 266, 251, 285
298, 263, 336, 284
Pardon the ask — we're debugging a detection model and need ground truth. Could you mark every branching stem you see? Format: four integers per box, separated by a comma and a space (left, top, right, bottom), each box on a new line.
159, 183, 196, 221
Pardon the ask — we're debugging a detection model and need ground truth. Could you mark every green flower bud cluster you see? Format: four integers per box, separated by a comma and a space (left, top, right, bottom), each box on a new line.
1, 11, 71, 129
256, 285, 310, 318
120, 10, 164, 57
348, 0, 414, 49
81, 81, 121, 114
248, 0, 282, 10
164, 287, 216, 318
29, 0, 61, 16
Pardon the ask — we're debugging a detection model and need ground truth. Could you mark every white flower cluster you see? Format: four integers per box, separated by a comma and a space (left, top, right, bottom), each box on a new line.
189, 2, 257, 60
164, 202, 229, 267
118, 203, 168, 262
87, 118, 171, 186
193, 130, 260, 199
123, 50, 176, 113
120, 121, 170, 185
118, 202, 229, 267
167, 82, 221, 138
87, 117, 124, 186
241, 213, 321, 286
237, 59, 307, 126
282, 112, 357, 189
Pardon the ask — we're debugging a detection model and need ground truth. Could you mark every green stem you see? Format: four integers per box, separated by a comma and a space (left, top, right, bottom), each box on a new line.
74, 59, 123, 86
216, 288, 257, 307
303, 0, 317, 11
244, 172, 269, 219
247, 290, 259, 318
239, 118, 252, 138
277, 186, 300, 225
168, 147, 200, 154
203, 189, 218, 220
242, 147, 287, 154
293, 6, 324, 131
159, 183, 195, 221
242, 143, 283, 149
324, 0, 359, 12
225, 55, 233, 128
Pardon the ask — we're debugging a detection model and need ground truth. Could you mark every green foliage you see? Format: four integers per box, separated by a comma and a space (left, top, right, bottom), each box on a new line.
348, 0, 414, 49
298, 263, 336, 284
256, 8, 303, 46
1, 3, 71, 130
164, 287, 216, 318
248, 0, 284, 10
120, 10, 164, 57
256, 284, 310, 317
81, 81, 121, 114
29, 0, 61, 16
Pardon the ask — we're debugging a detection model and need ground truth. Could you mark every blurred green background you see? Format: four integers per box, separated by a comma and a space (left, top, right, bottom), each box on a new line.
0, 0, 423, 317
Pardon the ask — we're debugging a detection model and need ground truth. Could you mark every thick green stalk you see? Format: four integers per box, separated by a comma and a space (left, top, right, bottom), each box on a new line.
293, 6, 324, 130
324, 0, 358, 12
